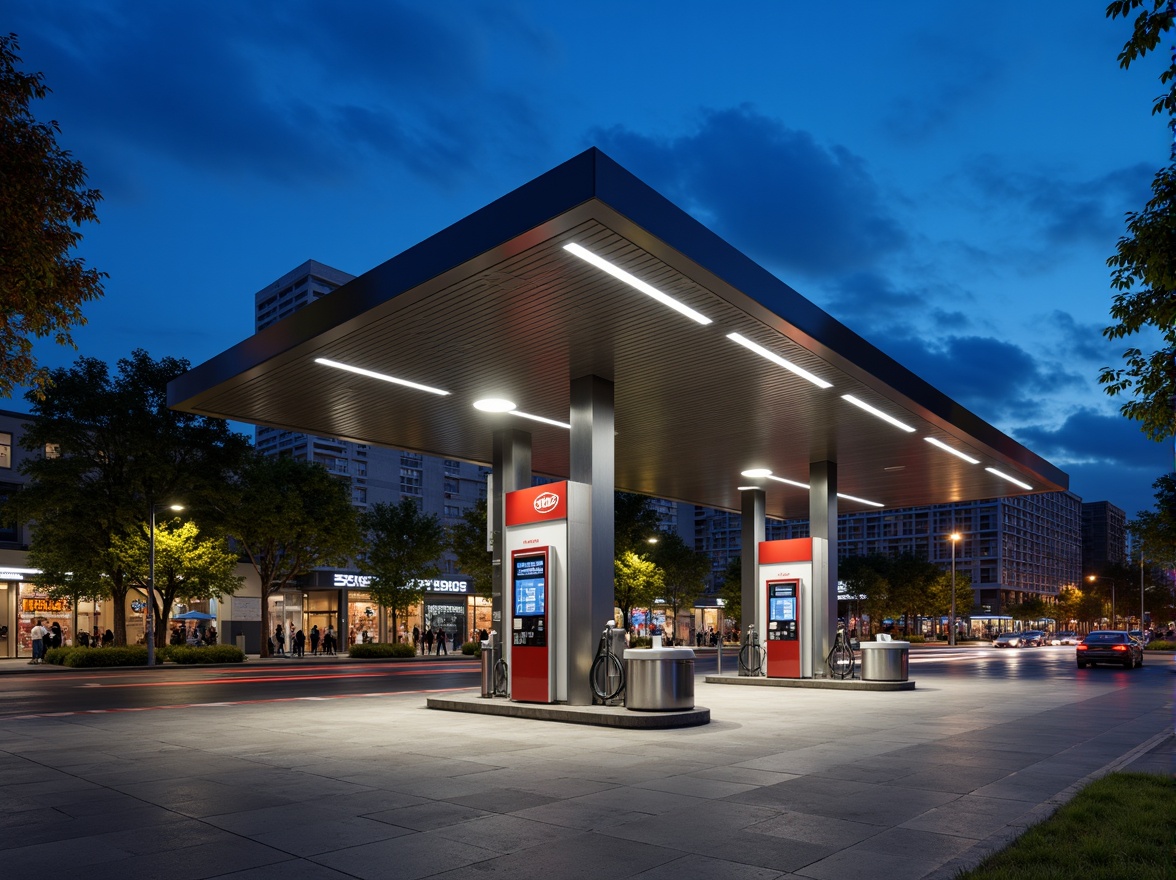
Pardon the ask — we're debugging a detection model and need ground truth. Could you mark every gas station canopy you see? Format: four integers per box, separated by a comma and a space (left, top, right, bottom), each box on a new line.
168, 149, 1066, 517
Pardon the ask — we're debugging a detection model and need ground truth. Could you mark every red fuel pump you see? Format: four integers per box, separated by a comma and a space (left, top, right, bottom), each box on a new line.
766, 579, 801, 678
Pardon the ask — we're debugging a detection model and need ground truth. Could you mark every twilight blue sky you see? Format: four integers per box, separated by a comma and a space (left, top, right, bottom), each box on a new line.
5, 0, 1170, 520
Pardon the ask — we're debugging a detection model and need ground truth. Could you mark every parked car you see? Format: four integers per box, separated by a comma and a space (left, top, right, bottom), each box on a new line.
993, 632, 1025, 648
1076, 631, 1144, 669
1050, 631, 1080, 645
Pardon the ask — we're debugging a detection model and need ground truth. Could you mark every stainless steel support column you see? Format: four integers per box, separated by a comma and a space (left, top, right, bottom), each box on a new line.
740, 487, 765, 674
568, 375, 614, 706
491, 429, 531, 640
809, 461, 837, 678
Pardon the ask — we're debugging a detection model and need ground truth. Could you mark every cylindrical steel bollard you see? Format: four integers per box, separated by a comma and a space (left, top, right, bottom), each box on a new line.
480, 641, 496, 697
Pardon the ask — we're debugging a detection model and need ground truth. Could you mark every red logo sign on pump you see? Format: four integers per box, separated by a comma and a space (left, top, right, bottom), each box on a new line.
506, 482, 568, 526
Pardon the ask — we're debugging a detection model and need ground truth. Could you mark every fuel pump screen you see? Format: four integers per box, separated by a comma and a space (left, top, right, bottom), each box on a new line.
513, 554, 546, 616
768, 582, 798, 641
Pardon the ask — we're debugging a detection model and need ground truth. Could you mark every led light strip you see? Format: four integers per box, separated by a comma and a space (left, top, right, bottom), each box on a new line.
841, 394, 916, 432
924, 437, 980, 464
563, 243, 712, 325
315, 358, 450, 396
837, 493, 884, 508
741, 468, 883, 507
726, 333, 833, 389
985, 467, 1033, 491
510, 410, 571, 429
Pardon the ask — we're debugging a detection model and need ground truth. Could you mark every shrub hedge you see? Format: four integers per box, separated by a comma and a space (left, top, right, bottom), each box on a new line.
461, 640, 481, 656
165, 645, 246, 664
1144, 639, 1175, 651
348, 642, 417, 659
42, 644, 246, 667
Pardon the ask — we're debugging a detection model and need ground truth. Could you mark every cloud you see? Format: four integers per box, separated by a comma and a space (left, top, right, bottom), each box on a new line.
9, 0, 550, 189
591, 106, 910, 276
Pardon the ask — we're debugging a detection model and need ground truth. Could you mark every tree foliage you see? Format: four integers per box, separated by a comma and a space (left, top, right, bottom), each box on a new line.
112, 518, 242, 648
649, 531, 710, 640
1100, 2, 1176, 441
1129, 474, 1176, 568
358, 499, 446, 637
0, 34, 105, 398
219, 453, 361, 654
614, 550, 662, 632
448, 498, 492, 599
5, 351, 249, 644
719, 555, 741, 624
614, 492, 662, 556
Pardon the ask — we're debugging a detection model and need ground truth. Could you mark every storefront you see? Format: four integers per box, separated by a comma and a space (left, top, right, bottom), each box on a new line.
286, 570, 484, 650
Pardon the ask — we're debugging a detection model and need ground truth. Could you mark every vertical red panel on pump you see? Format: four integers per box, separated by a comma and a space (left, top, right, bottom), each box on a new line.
510, 546, 551, 702
766, 580, 802, 678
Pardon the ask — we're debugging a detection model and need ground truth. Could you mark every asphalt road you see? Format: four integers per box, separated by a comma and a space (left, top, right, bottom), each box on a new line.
1, 644, 1165, 720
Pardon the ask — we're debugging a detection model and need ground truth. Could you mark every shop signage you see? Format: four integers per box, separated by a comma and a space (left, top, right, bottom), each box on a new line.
21, 596, 69, 613
332, 573, 470, 594
130, 600, 146, 612
1, 571, 27, 581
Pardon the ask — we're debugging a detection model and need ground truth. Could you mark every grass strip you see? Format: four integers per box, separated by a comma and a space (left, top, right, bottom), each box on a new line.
956, 771, 1174, 879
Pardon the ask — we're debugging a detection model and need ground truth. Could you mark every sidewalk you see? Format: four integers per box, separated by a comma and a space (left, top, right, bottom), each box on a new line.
0, 660, 1170, 879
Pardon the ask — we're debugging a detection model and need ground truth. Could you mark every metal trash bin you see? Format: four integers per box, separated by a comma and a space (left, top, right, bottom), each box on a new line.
480, 641, 496, 697
623, 645, 695, 710
859, 640, 909, 681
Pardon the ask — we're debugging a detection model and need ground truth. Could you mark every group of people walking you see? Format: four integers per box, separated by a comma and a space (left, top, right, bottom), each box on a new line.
271, 623, 337, 656
410, 625, 451, 655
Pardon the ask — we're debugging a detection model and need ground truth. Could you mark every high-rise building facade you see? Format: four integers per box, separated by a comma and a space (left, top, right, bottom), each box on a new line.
687, 491, 1083, 615
1081, 500, 1127, 572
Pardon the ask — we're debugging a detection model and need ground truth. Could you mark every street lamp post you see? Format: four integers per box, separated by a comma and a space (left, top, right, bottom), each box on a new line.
1087, 574, 1115, 630
949, 532, 961, 646
147, 501, 184, 666
1140, 543, 1145, 636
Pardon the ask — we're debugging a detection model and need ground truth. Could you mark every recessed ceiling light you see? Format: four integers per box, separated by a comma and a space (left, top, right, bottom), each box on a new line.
925, 437, 980, 464
841, 395, 916, 432
315, 358, 450, 396
736, 485, 762, 491
838, 493, 884, 508
985, 467, 1033, 491
726, 333, 833, 389
883, 466, 906, 472
473, 398, 517, 412
563, 242, 712, 325
740, 468, 773, 478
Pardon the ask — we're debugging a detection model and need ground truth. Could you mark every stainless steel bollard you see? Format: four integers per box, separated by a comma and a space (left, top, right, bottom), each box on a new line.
480, 641, 496, 697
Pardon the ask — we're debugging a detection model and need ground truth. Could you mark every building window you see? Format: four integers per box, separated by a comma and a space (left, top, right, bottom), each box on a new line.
444, 505, 461, 518
0, 432, 10, 469
400, 467, 422, 495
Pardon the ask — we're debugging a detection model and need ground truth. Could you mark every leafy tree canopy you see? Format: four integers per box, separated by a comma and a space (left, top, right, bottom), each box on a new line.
614, 492, 662, 556
614, 550, 662, 632
5, 350, 249, 644
0, 34, 105, 398
1100, 2, 1176, 441
649, 530, 710, 635
448, 498, 492, 599
359, 498, 446, 635
220, 452, 362, 600
1128, 474, 1176, 568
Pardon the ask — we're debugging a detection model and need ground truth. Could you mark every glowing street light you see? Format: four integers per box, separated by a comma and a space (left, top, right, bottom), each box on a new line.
147, 502, 184, 666
949, 532, 962, 646
1087, 574, 1116, 629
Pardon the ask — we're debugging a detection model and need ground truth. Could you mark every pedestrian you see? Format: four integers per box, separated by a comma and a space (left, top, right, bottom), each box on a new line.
324, 625, 336, 655
29, 619, 47, 664
274, 624, 286, 656
424, 628, 434, 654
49, 621, 63, 649
206, 624, 217, 645
102, 629, 114, 647
435, 628, 447, 656
294, 628, 305, 657
412, 625, 420, 654
310, 624, 320, 655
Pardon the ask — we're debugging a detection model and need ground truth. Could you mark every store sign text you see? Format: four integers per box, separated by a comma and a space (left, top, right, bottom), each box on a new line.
333, 574, 470, 594
22, 597, 69, 613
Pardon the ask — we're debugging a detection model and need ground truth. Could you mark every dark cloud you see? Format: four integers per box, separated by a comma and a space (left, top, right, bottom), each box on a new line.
962, 158, 1154, 251
9, 0, 549, 190
822, 271, 973, 333
591, 106, 909, 276
1013, 409, 1167, 514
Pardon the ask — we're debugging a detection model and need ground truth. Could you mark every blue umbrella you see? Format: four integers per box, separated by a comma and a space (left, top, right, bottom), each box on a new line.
172, 610, 215, 621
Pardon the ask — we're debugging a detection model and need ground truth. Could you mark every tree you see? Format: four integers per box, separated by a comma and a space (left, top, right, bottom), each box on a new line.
5, 351, 249, 644
718, 555, 742, 625
1100, 3, 1176, 441
1129, 475, 1176, 569
112, 518, 242, 648
649, 531, 709, 642
448, 499, 492, 599
614, 492, 661, 556
0, 34, 105, 398
614, 550, 662, 632
220, 453, 361, 655
359, 499, 447, 639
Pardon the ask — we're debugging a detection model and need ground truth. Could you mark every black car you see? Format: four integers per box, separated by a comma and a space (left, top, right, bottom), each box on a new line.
1021, 630, 1047, 647
1076, 631, 1144, 669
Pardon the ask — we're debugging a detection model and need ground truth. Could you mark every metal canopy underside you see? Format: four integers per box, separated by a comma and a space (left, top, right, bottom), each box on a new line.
169, 149, 1067, 518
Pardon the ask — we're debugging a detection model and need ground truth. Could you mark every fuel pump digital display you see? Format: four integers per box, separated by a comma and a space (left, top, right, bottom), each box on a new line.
512, 551, 547, 647
767, 582, 798, 641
